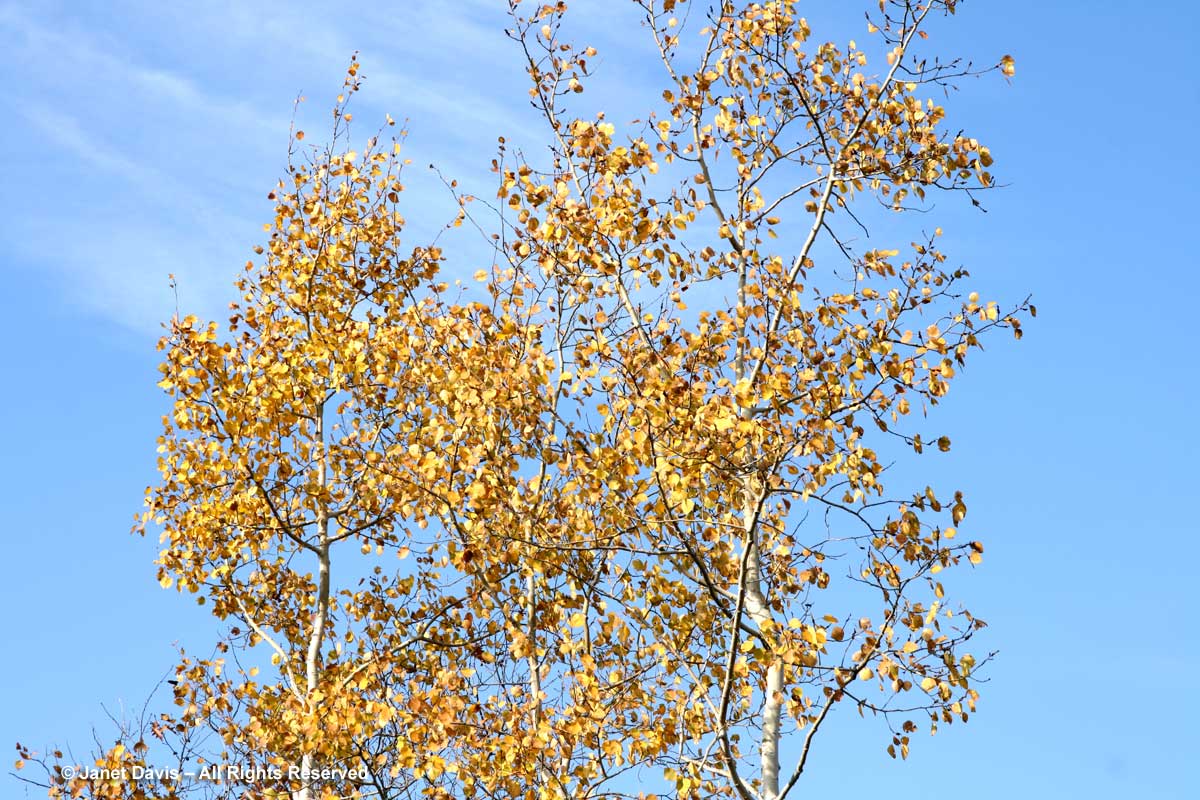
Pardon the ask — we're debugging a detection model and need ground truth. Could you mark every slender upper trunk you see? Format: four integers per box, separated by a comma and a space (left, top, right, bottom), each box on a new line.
738, 470, 782, 800
297, 401, 331, 800
742, 534, 782, 800
526, 573, 542, 725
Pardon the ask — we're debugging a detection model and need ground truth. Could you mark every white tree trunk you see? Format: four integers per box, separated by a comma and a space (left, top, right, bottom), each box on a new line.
297, 402, 331, 800
742, 537, 782, 800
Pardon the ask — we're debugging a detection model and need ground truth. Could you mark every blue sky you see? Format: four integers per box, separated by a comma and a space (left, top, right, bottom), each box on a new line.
2, 0, 1197, 797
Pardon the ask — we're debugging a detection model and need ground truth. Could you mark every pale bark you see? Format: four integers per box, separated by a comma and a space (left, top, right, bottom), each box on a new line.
297, 400, 331, 800
742, 533, 781, 800
526, 573, 542, 725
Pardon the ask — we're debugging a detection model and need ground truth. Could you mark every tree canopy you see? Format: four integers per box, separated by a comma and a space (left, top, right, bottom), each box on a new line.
17, 2, 1029, 799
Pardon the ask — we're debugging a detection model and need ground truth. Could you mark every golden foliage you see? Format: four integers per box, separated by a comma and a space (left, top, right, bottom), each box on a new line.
21, 3, 1028, 800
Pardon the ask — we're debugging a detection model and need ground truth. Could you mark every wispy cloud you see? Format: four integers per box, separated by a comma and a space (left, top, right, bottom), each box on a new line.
22, 104, 149, 180
0, 0, 669, 337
